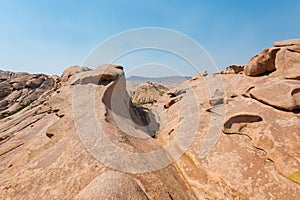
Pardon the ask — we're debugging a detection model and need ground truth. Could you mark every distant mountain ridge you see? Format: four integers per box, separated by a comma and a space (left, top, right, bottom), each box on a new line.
126, 75, 192, 91
127, 75, 191, 82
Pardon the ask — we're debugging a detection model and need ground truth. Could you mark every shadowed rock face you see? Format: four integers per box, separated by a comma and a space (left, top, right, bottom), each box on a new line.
0, 39, 300, 200
223, 114, 263, 134
244, 48, 279, 76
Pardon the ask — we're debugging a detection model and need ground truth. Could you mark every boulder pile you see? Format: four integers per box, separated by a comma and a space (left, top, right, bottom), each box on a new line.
0, 70, 59, 119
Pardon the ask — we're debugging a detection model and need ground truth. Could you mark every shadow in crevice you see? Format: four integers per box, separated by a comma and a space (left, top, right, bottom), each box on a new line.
102, 76, 159, 138
223, 114, 263, 136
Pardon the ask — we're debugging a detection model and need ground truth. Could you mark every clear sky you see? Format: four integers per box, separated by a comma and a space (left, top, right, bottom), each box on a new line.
0, 0, 299, 77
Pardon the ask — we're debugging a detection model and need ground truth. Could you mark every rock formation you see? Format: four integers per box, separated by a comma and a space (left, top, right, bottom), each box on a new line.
131, 82, 169, 106
0, 65, 194, 199
0, 39, 299, 199
245, 38, 300, 79
0, 70, 59, 119
220, 65, 244, 74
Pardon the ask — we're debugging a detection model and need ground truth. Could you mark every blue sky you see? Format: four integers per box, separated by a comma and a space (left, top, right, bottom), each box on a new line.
0, 0, 299, 76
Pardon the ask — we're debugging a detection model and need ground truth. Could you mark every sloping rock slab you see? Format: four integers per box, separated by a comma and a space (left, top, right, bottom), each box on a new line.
249, 78, 300, 111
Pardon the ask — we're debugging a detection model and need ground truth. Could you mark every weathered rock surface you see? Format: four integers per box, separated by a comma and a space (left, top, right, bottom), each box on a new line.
273, 38, 300, 47
157, 73, 299, 199
61, 65, 91, 85
0, 70, 29, 80
0, 70, 59, 119
131, 82, 169, 106
0, 65, 196, 200
244, 48, 279, 76
1, 39, 300, 200
70, 64, 124, 85
272, 47, 300, 79
74, 171, 148, 200
248, 78, 300, 111
220, 65, 244, 74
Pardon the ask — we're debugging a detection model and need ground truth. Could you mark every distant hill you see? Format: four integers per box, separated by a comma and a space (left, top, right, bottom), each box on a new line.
127, 75, 191, 82
126, 75, 192, 92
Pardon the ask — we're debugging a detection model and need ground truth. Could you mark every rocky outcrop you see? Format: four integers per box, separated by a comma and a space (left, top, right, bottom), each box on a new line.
69, 64, 124, 85
272, 48, 300, 79
244, 38, 300, 78
273, 38, 300, 52
131, 82, 169, 106
248, 78, 300, 112
0, 70, 59, 119
0, 70, 29, 80
0, 65, 196, 199
244, 48, 279, 76
0, 39, 299, 200
157, 72, 299, 199
61, 66, 91, 85
220, 65, 244, 74
155, 39, 300, 199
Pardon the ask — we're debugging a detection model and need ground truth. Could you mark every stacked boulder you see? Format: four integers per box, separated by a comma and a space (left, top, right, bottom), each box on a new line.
0, 70, 59, 118
244, 38, 300, 79
243, 38, 300, 113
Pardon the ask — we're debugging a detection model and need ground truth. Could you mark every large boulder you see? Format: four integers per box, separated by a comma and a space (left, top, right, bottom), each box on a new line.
244, 48, 279, 76
220, 65, 244, 74
25, 77, 45, 89
70, 64, 124, 85
61, 66, 91, 84
245, 39, 300, 78
271, 47, 300, 79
